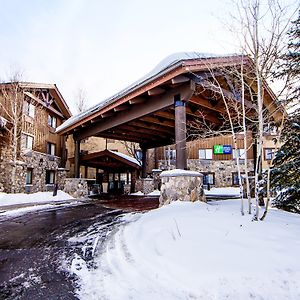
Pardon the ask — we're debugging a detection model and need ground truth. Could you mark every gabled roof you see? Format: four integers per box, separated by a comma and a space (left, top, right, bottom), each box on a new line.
56, 52, 238, 134
0, 82, 72, 119
78, 149, 141, 170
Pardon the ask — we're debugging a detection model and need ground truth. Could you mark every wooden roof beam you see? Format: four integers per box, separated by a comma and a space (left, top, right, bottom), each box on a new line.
140, 116, 175, 128
185, 106, 222, 125
74, 82, 194, 140
96, 132, 143, 143
148, 87, 165, 96
118, 124, 171, 139
129, 97, 146, 105
189, 96, 224, 114
171, 75, 190, 85
153, 110, 175, 120
114, 105, 129, 112
106, 128, 158, 140
101, 111, 114, 118
128, 120, 174, 135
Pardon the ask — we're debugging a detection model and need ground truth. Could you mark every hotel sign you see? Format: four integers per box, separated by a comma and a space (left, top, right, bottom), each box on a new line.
213, 145, 232, 154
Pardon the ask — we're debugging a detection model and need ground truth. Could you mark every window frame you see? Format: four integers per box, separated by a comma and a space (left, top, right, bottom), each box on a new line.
199, 148, 213, 160
21, 133, 34, 150
135, 149, 143, 161
26, 168, 33, 185
48, 115, 57, 128
264, 148, 275, 161
47, 142, 56, 156
45, 170, 55, 185
232, 172, 245, 186
23, 101, 35, 118
232, 148, 246, 160
165, 149, 176, 160
202, 172, 215, 185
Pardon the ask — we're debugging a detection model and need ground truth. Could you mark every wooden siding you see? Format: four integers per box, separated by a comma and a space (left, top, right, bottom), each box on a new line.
0, 87, 65, 158
22, 105, 64, 156
156, 134, 254, 160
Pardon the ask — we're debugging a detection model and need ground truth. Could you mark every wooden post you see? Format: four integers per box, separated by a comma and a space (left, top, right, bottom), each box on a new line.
74, 139, 80, 178
141, 147, 147, 178
84, 166, 88, 178
61, 135, 67, 168
175, 95, 187, 170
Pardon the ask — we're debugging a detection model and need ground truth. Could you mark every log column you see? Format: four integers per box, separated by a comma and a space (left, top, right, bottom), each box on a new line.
141, 147, 147, 178
74, 139, 81, 178
175, 95, 187, 170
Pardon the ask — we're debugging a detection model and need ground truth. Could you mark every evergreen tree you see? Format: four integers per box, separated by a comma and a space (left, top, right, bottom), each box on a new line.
271, 12, 300, 213
271, 109, 300, 212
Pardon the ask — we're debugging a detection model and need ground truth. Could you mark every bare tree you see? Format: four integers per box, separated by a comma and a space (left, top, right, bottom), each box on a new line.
0, 72, 24, 193
74, 88, 88, 113
120, 141, 142, 166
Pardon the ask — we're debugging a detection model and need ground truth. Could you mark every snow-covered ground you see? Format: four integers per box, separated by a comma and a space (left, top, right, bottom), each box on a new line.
0, 190, 74, 207
0, 190, 76, 218
204, 187, 240, 196
70, 199, 300, 300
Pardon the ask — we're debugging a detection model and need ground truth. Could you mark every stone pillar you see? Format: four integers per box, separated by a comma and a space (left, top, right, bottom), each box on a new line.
159, 169, 205, 206
74, 139, 80, 178
175, 96, 187, 170
141, 147, 147, 178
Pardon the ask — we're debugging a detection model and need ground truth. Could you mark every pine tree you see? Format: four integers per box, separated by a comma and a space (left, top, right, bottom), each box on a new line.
271, 12, 300, 213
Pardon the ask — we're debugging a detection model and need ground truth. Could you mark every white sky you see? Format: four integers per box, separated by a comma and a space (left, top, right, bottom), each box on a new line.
0, 0, 297, 114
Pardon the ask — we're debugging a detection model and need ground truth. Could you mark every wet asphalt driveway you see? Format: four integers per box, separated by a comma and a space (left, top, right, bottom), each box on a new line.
0, 197, 159, 300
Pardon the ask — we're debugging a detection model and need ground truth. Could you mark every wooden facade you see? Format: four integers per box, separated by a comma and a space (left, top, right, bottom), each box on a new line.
0, 82, 71, 159
156, 133, 254, 161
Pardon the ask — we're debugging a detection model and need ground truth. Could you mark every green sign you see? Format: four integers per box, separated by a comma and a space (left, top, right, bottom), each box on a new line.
214, 145, 223, 154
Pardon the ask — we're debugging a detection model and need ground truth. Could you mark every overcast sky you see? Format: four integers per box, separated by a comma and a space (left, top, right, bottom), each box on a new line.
0, 0, 297, 114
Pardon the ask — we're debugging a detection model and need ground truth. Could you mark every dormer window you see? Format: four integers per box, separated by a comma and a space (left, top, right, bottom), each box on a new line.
23, 101, 35, 118
48, 115, 56, 128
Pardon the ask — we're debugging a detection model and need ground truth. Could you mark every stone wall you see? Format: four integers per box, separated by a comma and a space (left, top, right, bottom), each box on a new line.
158, 159, 254, 188
0, 149, 67, 193
135, 178, 155, 194
63, 178, 89, 198
159, 170, 205, 206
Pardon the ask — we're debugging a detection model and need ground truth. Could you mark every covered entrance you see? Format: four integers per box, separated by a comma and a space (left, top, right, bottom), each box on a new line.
57, 52, 281, 187
75, 149, 141, 194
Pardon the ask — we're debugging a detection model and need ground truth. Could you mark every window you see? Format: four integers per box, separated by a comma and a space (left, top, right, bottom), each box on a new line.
21, 133, 34, 150
232, 172, 244, 186
48, 115, 57, 128
47, 142, 56, 156
203, 173, 215, 185
23, 101, 35, 118
46, 170, 55, 184
264, 148, 275, 161
135, 150, 143, 161
26, 168, 33, 185
263, 124, 277, 135
166, 149, 176, 160
233, 148, 246, 159
199, 149, 213, 160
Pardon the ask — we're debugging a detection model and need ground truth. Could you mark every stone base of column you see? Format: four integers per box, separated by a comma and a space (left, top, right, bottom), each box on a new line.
159, 169, 205, 206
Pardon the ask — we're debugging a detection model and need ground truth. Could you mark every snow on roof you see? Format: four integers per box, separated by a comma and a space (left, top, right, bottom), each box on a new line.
56, 52, 235, 133
108, 150, 140, 166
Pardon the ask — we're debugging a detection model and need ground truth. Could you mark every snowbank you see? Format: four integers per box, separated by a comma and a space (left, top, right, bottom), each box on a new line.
70, 200, 300, 299
147, 190, 160, 196
0, 190, 74, 207
204, 187, 240, 196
